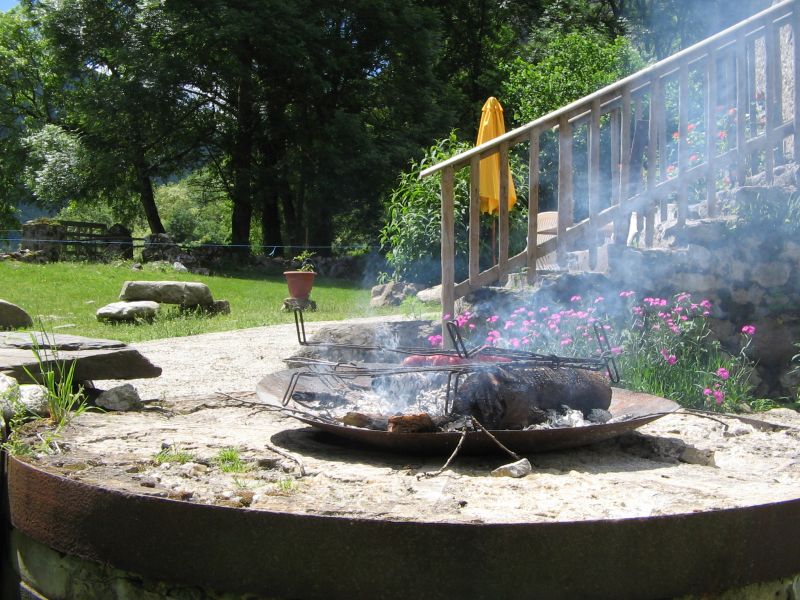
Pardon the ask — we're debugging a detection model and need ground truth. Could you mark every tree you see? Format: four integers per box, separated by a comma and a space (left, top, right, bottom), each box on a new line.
33, 0, 210, 234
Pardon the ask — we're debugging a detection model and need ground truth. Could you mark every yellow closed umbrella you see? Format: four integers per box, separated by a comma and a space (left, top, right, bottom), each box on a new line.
476, 97, 517, 214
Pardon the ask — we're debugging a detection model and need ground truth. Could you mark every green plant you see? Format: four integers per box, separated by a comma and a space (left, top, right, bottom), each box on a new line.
215, 447, 249, 473
380, 132, 529, 286
153, 444, 194, 465
23, 330, 87, 428
291, 250, 317, 273
276, 477, 297, 493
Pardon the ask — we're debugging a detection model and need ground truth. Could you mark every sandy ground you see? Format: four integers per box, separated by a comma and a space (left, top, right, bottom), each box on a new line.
16, 317, 800, 524
107, 314, 410, 400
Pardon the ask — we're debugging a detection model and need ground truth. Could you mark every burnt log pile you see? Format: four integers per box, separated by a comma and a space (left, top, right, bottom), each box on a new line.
296, 363, 614, 433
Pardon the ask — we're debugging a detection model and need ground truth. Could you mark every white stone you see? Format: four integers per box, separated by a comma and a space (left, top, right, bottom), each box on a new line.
490, 458, 532, 478
19, 384, 50, 417
417, 285, 442, 303
752, 262, 791, 288
172, 261, 189, 273
120, 280, 213, 306
97, 301, 159, 322
0, 372, 21, 420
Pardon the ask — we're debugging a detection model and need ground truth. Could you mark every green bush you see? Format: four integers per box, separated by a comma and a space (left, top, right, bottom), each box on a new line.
380, 132, 529, 286
155, 170, 231, 245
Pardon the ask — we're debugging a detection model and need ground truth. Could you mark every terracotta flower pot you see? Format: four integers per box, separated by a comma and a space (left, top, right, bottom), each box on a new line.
284, 271, 316, 300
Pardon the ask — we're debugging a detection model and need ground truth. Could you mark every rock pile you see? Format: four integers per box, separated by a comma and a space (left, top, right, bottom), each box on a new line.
96, 280, 230, 322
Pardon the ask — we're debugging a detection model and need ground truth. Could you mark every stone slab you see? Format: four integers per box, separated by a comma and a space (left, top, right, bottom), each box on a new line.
0, 332, 161, 383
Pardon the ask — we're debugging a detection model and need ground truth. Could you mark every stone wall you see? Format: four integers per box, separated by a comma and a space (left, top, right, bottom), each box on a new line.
608, 204, 800, 397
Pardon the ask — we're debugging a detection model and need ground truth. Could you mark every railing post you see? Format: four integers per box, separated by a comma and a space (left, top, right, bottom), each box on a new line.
677, 63, 690, 227
736, 33, 748, 184
498, 142, 510, 284
527, 128, 540, 284
765, 20, 778, 182
440, 166, 455, 349
707, 48, 718, 217
558, 115, 573, 267
588, 98, 601, 269
468, 155, 480, 287
616, 87, 632, 245
646, 77, 661, 247
795, 2, 800, 161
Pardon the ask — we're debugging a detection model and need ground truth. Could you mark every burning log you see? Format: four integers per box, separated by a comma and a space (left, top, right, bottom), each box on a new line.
452, 366, 612, 430
341, 412, 388, 430
387, 413, 435, 433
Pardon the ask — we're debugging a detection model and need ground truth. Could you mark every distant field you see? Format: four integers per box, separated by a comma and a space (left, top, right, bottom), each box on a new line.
0, 261, 408, 342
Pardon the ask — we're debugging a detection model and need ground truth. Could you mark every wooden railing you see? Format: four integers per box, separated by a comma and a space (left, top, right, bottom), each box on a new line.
420, 0, 799, 337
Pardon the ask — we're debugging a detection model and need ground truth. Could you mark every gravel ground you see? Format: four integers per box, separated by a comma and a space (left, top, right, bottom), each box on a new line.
107, 314, 411, 400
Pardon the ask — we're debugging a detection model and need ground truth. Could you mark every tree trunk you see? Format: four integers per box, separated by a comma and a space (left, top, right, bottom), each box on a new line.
134, 158, 165, 235
230, 52, 256, 251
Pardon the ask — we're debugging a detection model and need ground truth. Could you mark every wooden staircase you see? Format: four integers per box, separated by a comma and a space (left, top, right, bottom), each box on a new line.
420, 0, 799, 338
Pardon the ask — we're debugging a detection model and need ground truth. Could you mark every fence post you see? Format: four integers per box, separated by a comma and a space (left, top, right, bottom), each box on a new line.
558, 115, 573, 266
527, 128, 540, 284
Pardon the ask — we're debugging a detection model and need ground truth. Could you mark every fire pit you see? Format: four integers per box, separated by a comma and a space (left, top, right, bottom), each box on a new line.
258, 311, 678, 455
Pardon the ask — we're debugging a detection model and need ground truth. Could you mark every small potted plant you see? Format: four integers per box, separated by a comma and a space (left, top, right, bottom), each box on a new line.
284, 250, 317, 300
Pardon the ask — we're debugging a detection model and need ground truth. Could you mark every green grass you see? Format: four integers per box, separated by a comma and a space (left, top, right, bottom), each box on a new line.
215, 447, 248, 473
153, 445, 194, 465
0, 261, 405, 342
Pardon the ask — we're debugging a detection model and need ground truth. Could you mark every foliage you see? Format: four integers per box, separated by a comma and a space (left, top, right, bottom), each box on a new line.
501, 29, 644, 125
154, 444, 194, 465
447, 291, 762, 413
24, 329, 88, 428
22, 124, 92, 208
154, 170, 231, 245
380, 132, 529, 285
0, 261, 402, 343
291, 250, 316, 273
214, 447, 248, 473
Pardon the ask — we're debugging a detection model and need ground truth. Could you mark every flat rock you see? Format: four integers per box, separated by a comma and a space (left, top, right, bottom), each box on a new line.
18, 384, 50, 418
120, 280, 213, 306
490, 458, 532, 478
0, 299, 33, 330
97, 301, 159, 322
0, 332, 161, 383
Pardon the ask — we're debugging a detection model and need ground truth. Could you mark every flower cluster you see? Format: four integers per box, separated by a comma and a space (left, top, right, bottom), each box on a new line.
433, 289, 759, 413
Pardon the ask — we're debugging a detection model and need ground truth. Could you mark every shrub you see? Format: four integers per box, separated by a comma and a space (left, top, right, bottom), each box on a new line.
380, 132, 529, 286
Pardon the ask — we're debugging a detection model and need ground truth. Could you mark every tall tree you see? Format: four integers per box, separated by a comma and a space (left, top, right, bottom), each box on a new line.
33, 0, 209, 234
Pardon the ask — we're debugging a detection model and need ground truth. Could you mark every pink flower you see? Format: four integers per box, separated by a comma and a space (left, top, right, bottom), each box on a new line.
660, 349, 677, 364
619, 290, 635, 298
713, 390, 724, 405
443, 314, 452, 321
504, 320, 516, 330
703, 388, 713, 396
741, 325, 756, 335
570, 295, 582, 302
560, 337, 573, 346
539, 306, 549, 313
594, 296, 604, 303
611, 346, 622, 355
486, 315, 499, 323
716, 367, 730, 380
428, 334, 443, 346
700, 299, 712, 309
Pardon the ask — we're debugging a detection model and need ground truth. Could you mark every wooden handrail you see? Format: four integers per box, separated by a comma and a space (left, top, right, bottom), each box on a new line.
419, 0, 795, 179
420, 0, 797, 341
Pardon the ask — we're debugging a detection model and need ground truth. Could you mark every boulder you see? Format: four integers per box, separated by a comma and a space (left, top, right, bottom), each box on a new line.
97, 301, 159, 322
120, 281, 214, 306
0, 299, 33, 330
18, 384, 50, 418
490, 458, 532, 478
369, 282, 422, 308
417, 285, 442, 303
96, 383, 143, 411
0, 372, 21, 419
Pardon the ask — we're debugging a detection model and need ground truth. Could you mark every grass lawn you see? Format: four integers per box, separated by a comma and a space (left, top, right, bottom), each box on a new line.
0, 261, 411, 343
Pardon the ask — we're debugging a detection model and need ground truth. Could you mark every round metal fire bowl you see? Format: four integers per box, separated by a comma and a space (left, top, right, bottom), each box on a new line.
7, 456, 800, 600
257, 366, 679, 454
